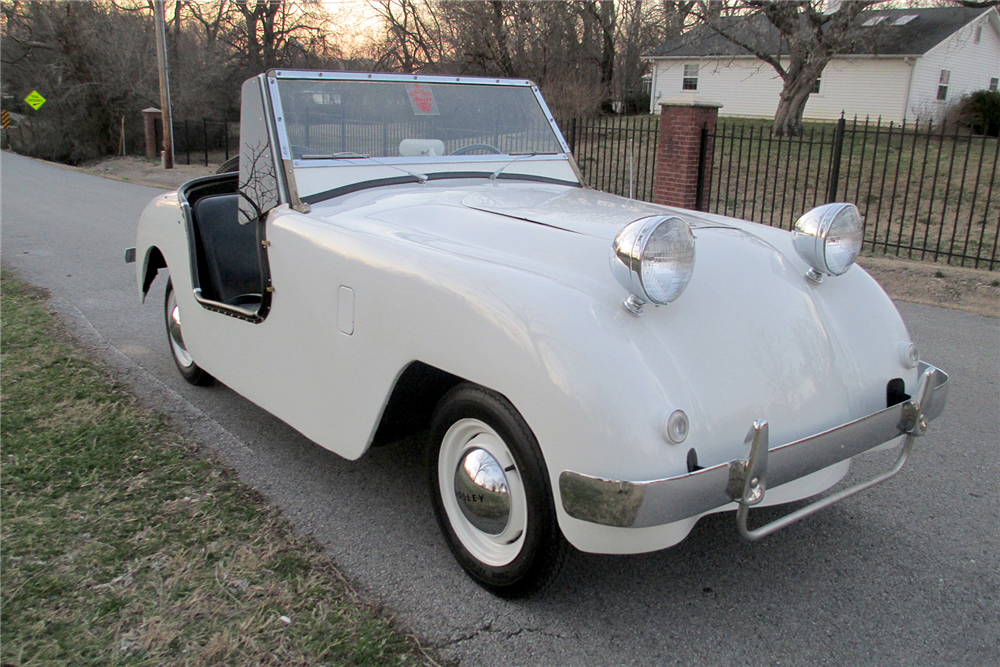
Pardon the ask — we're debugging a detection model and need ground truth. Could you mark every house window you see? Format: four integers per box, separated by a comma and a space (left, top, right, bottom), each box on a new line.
937, 70, 950, 101
892, 15, 917, 26
862, 15, 887, 27
812, 76, 821, 94
682, 64, 699, 91
974, 26, 982, 44
990, 78, 998, 92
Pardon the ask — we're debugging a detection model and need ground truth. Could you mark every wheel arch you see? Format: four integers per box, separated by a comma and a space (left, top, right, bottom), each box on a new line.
141, 246, 167, 302
370, 361, 464, 446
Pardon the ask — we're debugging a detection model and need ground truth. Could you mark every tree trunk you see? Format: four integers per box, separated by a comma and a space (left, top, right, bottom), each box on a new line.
772, 62, 825, 137
236, 1, 262, 72
489, 1, 513, 77
696, 2, 873, 138
598, 0, 615, 93
259, 1, 279, 70
170, 0, 183, 64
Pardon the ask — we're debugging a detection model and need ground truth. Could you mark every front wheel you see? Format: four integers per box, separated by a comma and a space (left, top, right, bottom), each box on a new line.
428, 384, 568, 597
164, 279, 214, 386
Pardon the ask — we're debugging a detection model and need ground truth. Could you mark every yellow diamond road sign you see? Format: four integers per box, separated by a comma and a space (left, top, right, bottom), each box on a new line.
25, 91, 46, 110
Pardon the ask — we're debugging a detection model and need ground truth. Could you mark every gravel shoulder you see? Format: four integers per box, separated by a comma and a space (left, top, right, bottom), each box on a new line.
67, 155, 1000, 318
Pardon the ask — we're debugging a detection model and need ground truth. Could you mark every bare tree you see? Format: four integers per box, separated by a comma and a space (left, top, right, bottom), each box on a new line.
368, 0, 442, 72
363, 1, 694, 116
417, 1, 621, 114
187, 0, 230, 48
1, 0, 342, 162
229, 0, 335, 72
693, 0, 882, 136
615, 0, 693, 111
660, 0, 698, 34
1, 1, 159, 161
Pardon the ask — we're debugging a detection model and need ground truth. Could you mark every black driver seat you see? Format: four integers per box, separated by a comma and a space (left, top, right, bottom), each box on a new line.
192, 194, 262, 308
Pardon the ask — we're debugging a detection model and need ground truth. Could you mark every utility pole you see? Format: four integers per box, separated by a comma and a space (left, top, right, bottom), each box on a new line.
153, 0, 174, 169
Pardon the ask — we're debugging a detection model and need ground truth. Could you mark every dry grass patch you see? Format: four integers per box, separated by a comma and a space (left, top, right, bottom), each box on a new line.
0, 270, 442, 667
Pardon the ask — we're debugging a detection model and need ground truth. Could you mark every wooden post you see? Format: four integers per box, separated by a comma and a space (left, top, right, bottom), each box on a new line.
153, 0, 174, 169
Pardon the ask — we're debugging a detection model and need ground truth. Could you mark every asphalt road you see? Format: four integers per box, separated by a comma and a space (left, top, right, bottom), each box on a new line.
3, 152, 997, 667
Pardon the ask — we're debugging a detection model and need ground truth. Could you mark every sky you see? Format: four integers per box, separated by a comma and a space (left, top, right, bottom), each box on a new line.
322, 0, 383, 54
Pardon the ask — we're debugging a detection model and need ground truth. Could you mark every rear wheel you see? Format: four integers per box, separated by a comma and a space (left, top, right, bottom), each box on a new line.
428, 384, 568, 597
165, 279, 214, 386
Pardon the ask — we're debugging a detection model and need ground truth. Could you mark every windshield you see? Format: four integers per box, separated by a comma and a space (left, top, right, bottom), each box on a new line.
275, 79, 564, 160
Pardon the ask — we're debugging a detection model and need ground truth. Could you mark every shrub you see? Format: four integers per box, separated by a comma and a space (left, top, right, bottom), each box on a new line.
958, 90, 1000, 136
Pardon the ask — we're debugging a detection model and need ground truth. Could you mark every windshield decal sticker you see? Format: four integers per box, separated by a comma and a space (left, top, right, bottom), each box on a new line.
406, 84, 439, 116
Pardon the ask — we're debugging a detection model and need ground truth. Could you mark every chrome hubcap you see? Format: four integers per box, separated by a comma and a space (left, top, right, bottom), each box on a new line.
439, 419, 527, 567
455, 447, 510, 535
167, 290, 194, 368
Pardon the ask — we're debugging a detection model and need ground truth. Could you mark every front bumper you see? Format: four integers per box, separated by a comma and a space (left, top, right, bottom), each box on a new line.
559, 362, 948, 538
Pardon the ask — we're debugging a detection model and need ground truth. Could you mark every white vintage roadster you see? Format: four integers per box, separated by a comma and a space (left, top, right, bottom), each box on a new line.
129, 71, 948, 597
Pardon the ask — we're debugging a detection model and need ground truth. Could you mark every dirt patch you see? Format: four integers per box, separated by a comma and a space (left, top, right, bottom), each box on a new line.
74, 155, 999, 318
81, 155, 219, 190
858, 256, 999, 318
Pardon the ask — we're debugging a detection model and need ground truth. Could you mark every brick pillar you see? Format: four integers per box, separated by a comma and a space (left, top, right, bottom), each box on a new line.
652, 94, 722, 210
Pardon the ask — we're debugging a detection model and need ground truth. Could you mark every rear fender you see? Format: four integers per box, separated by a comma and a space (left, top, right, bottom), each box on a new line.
140, 247, 166, 302
134, 191, 192, 301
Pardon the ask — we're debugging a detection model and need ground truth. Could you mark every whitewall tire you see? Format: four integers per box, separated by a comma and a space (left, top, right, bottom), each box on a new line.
428, 383, 568, 597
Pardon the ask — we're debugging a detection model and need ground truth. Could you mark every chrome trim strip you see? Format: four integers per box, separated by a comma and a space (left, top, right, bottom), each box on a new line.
270, 70, 537, 86
192, 288, 265, 324
559, 363, 948, 530
281, 158, 310, 214
259, 74, 289, 208
527, 82, 573, 155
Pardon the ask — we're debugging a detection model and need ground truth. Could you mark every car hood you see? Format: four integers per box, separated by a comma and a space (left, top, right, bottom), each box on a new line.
462, 186, 733, 240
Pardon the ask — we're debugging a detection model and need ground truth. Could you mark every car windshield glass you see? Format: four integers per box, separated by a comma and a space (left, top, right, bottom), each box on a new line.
275, 79, 564, 159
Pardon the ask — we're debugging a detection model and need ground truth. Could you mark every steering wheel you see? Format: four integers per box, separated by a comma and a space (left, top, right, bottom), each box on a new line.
450, 143, 502, 156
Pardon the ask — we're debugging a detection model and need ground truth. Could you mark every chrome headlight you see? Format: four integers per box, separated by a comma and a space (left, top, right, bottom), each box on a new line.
792, 203, 863, 282
611, 216, 695, 315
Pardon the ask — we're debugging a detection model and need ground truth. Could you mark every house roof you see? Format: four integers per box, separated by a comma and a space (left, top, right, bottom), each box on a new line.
644, 6, 996, 59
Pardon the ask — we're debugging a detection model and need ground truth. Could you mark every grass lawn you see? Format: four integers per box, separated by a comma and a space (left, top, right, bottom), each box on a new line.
0, 270, 440, 666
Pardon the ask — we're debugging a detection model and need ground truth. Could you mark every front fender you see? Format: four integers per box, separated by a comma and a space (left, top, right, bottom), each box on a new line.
390, 220, 923, 555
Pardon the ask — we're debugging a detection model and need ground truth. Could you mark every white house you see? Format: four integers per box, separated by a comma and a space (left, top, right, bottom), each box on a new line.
644, 6, 1000, 123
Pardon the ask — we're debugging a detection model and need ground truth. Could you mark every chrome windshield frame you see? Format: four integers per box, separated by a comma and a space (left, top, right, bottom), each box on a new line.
260, 70, 578, 209
264, 69, 573, 161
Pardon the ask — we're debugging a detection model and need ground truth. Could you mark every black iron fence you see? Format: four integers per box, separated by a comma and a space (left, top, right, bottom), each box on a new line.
705, 116, 999, 270
557, 115, 660, 202
169, 118, 238, 167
